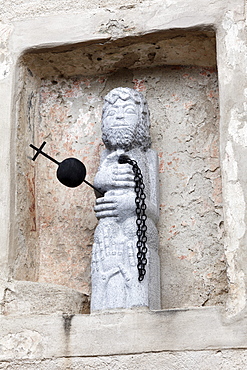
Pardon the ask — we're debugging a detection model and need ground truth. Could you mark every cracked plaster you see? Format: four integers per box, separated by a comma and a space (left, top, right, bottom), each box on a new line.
0, 0, 247, 368
15, 54, 227, 309
0, 350, 247, 370
216, 7, 247, 317
0, 24, 13, 80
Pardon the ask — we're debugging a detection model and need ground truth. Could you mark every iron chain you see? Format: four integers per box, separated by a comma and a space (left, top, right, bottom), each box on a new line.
118, 154, 147, 282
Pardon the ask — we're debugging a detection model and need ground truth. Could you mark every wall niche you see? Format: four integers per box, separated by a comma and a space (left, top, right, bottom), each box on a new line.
14, 28, 228, 312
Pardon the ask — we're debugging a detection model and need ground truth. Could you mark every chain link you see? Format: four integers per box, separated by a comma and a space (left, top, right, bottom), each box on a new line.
118, 154, 147, 282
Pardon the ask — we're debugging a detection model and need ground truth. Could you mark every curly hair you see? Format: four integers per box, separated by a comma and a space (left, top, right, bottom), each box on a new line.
102, 87, 151, 151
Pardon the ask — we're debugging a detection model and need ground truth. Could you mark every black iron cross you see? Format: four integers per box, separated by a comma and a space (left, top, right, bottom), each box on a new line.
30, 141, 104, 196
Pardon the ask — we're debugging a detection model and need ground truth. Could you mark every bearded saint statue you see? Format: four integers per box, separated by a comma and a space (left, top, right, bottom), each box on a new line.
90, 87, 160, 311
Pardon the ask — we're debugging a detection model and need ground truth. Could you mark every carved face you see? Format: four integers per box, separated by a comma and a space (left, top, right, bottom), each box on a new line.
102, 98, 139, 150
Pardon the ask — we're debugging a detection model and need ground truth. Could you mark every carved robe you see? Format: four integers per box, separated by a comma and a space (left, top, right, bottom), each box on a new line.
91, 147, 160, 311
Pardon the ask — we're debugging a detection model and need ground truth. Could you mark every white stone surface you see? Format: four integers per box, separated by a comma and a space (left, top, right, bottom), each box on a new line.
0, 307, 247, 364
91, 88, 160, 311
216, 1, 247, 317
1, 280, 89, 316
3, 3, 230, 307
0, 0, 247, 368
1, 350, 247, 370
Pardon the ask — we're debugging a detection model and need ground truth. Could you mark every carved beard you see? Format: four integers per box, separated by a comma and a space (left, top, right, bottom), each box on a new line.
102, 126, 135, 150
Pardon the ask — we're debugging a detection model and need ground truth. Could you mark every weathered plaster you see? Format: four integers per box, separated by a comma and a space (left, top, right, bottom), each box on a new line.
0, 0, 228, 24
0, 26, 15, 281
3, 0, 242, 317
216, 5, 247, 317
222, 10, 247, 73
0, 0, 247, 368
222, 142, 246, 315
15, 60, 226, 309
0, 280, 89, 316
1, 307, 247, 365
1, 350, 247, 370
229, 107, 247, 148
0, 24, 13, 80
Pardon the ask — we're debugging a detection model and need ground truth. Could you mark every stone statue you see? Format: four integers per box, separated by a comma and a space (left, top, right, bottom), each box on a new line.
91, 87, 160, 311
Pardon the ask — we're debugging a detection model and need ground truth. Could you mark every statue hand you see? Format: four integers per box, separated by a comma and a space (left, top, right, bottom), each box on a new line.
92, 236, 125, 283
118, 240, 138, 287
94, 151, 135, 192
92, 235, 137, 287
94, 190, 136, 221
112, 163, 135, 188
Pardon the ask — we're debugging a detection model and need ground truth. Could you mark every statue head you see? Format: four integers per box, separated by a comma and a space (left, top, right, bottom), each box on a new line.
101, 87, 151, 151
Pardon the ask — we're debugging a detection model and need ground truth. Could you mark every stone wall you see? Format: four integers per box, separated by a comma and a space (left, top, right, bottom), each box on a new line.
13, 48, 227, 308
14, 29, 226, 309
1, 350, 247, 370
0, 0, 247, 368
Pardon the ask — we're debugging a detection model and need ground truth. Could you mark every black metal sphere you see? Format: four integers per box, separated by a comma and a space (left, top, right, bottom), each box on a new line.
57, 158, 86, 188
